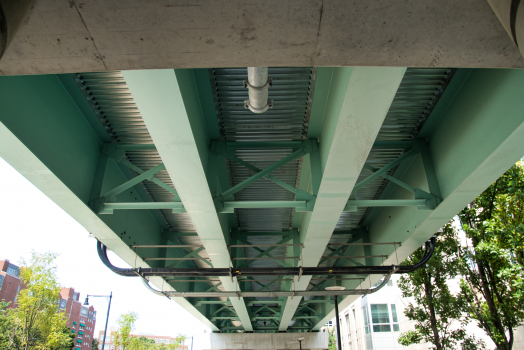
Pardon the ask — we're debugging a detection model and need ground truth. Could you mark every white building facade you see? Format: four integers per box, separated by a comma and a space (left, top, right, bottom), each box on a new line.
324, 275, 524, 350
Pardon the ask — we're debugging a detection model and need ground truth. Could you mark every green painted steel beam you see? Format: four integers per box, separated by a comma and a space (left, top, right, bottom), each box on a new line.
119, 140, 411, 152
116, 144, 157, 151
0, 74, 219, 332
300, 300, 334, 305
195, 301, 232, 306
246, 301, 283, 306
352, 148, 418, 192
312, 68, 524, 329
122, 69, 253, 331
100, 163, 165, 200
163, 231, 198, 239
362, 163, 416, 193
99, 201, 185, 214
278, 67, 406, 331
344, 199, 427, 209
221, 201, 309, 213
217, 140, 318, 201
98, 200, 315, 214
224, 141, 304, 149
118, 159, 178, 197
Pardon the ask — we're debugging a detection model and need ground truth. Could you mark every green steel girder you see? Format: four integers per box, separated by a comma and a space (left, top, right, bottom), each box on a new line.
311, 69, 524, 330
352, 147, 418, 192
122, 69, 253, 331
252, 305, 281, 316
213, 139, 318, 202
0, 73, 221, 331
99, 163, 165, 201
236, 235, 296, 269
246, 301, 284, 306
278, 66, 407, 331
210, 140, 316, 201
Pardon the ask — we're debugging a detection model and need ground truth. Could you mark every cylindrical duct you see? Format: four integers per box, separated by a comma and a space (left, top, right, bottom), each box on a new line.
487, 0, 524, 57
244, 67, 273, 113
0, 0, 34, 59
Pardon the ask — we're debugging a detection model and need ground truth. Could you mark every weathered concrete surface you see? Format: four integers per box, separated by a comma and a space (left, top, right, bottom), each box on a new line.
0, 0, 522, 75
209, 332, 328, 350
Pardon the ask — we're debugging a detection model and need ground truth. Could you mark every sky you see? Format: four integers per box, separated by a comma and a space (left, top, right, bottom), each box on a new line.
0, 157, 211, 349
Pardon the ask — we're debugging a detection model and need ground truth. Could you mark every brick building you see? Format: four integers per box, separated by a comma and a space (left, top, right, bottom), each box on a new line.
60, 287, 97, 350
98, 331, 188, 350
0, 259, 21, 308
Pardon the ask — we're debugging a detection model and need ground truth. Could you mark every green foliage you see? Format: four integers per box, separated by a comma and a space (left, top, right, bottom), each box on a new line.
0, 302, 15, 350
399, 162, 524, 350
114, 312, 139, 350
50, 326, 75, 350
113, 312, 186, 350
397, 227, 467, 350
397, 330, 421, 346
138, 336, 155, 344
328, 329, 336, 350
455, 162, 524, 350
92, 338, 100, 350
0, 252, 72, 350
461, 335, 487, 350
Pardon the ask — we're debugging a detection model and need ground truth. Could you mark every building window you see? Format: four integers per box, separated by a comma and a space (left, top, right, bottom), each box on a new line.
6, 266, 19, 277
14, 286, 20, 302
370, 304, 390, 332
362, 305, 373, 350
370, 304, 400, 333
391, 304, 400, 332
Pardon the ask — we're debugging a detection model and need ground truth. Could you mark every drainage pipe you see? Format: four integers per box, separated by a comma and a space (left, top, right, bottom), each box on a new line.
244, 67, 273, 113
97, 237, 435, 277
140, 268, 396, 298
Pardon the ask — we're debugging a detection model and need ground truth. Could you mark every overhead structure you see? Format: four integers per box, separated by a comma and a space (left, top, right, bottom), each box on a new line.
1, 1, 524, 74
1, 65, 524, 334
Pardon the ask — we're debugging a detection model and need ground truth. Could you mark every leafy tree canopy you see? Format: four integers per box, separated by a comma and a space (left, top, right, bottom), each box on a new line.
456, 162, 524, 350
0, 252, 72, 350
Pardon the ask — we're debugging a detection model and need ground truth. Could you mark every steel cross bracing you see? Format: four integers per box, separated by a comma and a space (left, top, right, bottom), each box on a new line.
2, 67, 524, 334
88, 139, 441, 216
85, 67, 446, 332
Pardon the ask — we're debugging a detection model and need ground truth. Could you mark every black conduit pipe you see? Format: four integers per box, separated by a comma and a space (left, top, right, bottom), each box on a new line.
97, 237, 436, 278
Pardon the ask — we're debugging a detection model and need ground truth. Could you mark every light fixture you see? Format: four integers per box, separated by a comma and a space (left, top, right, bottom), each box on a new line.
297, 337, 305, 350
325, 286, 346, 291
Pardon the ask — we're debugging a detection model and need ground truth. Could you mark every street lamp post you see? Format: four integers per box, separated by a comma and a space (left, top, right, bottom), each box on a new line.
325, 286, 345, 350
84, 292, 112, 350
297, 337, 304, 350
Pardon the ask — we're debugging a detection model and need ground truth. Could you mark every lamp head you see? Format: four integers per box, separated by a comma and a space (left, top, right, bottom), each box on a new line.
325, 286, 346, 291
83, 297, 89, 306
297, 337, 305, 342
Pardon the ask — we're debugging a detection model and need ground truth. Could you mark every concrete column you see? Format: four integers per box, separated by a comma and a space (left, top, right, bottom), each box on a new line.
487, 0, 524, 57
0, 0, 33, 59
209, 332, 328, 350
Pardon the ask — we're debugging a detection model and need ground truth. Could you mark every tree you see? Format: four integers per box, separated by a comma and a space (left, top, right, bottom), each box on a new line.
113, 312, 139, 350
50, 325, 75, 350
397, 227, 471, 349
2, 252, 72, 350
92, 338, 100, 350
328, 329, 336, 350
0, 302, 15, 350
455, 162, 524, 350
